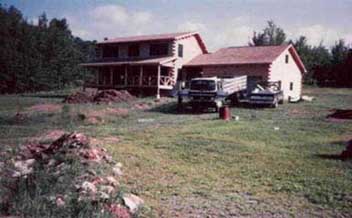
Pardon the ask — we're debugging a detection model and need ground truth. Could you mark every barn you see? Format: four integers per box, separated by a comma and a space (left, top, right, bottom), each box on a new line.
184, 44, 307, 101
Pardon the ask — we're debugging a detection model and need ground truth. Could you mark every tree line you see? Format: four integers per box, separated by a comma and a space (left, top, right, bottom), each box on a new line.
251, 21, 352, 87
0, 5, 351, 94
0, 5, 96, 94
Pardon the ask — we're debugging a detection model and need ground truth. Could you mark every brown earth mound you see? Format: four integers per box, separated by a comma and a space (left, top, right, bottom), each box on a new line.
93, 90, 135, 104
64, 89, 135, 104
63, 91, 94, 104
327, 109, 352, 120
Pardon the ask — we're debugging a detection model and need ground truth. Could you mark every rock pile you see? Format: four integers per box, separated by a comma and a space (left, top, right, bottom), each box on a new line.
1, 132, 143, 217
63, 89, 135, 104
341, 139, 352, 159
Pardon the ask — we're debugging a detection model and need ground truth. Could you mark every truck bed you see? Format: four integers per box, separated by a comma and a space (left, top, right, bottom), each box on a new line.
221, 76, 247, 95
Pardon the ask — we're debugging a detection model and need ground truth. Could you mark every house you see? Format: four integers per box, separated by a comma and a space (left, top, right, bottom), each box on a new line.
81, 32, 208, 98
184, 44, 306, 100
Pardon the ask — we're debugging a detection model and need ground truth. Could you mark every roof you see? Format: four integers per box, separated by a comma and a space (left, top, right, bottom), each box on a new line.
98, 31, 208, 53
185, 44, 306, 73
80, 57, 176, 67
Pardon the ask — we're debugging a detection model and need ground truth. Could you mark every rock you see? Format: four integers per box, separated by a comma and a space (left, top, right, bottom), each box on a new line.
56, 195, 65, 207
123, 194, 144, 213
13, 159, 36, 177
106, 176, 119, 187
112, 163, 123, 176
100, 185, 115, 194
112, 166, 123, 177
98, 191, 110, 200
108, 204, 131, 218
47, 159, 57, 167
81, 181, 97, 194
91, 176, 104, 185
302, 95, 314, 102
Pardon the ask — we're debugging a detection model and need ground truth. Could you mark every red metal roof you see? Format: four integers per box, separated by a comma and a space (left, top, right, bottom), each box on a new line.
98, 31, 208, 53
99, 32, 191, 44
185, 44, 306, 73
80, 57, 176, 67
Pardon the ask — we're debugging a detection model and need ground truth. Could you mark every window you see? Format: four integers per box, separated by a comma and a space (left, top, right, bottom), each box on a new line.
178, 44, 183, 57
102, 45, 119, 58
285, 54, 289, 63
150, 43, 169, 56
128, 44, 140, 57
177, 69, 182, 81
290, 82, 293, 91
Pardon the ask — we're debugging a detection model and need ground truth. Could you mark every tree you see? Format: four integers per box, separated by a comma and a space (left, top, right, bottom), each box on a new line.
331, 39, 348, 65
0, 4, 96, 93
250, 20, 287, 46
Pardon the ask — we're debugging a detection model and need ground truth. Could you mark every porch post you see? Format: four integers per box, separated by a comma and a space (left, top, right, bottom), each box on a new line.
124, 65, 128, 86
139, 65, 143, 86
156, 65, 160, 99
110, 67, 113, 87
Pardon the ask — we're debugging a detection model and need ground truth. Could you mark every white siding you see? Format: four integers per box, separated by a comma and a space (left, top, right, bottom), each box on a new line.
269, 48, 302, 100
174, 36, 204, 80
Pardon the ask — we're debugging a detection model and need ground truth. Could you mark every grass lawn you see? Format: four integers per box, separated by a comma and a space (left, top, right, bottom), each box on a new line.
1, 87, 352, 217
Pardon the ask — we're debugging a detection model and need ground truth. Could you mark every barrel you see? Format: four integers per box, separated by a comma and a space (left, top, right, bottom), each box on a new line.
219, 106, 231, 120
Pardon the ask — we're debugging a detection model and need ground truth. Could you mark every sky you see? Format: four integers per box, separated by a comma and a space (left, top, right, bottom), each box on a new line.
2, 0, 352, 51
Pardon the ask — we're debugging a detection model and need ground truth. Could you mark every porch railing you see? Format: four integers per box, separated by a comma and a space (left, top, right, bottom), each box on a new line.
85, 75, 174, 88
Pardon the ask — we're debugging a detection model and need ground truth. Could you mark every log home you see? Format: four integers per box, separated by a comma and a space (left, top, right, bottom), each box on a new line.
81, 32, 207, 98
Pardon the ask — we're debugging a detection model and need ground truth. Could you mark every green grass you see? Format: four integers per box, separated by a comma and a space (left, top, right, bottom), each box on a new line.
1, 87, 352, 217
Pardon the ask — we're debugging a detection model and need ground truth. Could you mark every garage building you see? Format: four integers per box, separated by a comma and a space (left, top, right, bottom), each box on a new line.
184, 44, 307, 101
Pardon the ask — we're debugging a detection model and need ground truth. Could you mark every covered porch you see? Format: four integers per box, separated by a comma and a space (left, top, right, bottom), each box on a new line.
81, 58, 176, 98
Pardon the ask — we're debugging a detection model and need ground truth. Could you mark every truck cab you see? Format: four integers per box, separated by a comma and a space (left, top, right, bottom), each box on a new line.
178, 76, 247, 111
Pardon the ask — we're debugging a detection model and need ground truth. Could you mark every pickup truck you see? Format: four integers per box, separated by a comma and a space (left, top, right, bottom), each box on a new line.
242, 81, 284, 108
178, 76, 247, 111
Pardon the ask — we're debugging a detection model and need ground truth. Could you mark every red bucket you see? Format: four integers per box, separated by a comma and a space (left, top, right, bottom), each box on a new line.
219, 106, 231, 120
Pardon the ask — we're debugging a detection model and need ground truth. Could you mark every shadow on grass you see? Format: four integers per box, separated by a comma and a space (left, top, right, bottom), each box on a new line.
149, 101, 268, 115
149, 102, 220, 115
313, 153, 349, 161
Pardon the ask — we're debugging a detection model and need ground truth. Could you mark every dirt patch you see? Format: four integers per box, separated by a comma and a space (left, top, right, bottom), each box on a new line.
78, 107, 129, 125
327, 109, 352, 120
133, 103, 151, 110
28, 103, 62, 113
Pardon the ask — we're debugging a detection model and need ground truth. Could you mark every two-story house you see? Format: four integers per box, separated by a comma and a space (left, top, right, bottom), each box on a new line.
81, 32, 208, 98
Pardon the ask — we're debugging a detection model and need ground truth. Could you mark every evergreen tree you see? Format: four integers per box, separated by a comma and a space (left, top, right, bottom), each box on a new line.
250, 20, 287, 46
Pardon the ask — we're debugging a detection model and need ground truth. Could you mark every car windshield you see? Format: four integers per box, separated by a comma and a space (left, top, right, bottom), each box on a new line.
190, 80, 216, 91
